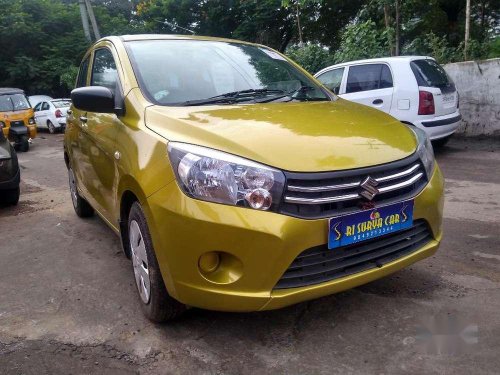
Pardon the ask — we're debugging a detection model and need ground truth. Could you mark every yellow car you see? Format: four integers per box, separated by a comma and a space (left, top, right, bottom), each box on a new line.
0, 88, 37, 152
65, 35, 443, 322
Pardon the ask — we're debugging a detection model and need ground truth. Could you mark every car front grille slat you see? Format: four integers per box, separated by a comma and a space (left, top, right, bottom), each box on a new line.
274, 220, 432, 289
280, 154, 427, 219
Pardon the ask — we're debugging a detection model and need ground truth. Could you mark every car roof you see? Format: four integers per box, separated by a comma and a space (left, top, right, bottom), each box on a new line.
315, 56, 434, 75
116, 34, 258, 46
0, 88, 24, 95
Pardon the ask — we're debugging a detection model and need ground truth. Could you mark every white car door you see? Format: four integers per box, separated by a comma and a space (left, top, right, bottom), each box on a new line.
33, 102, 44, 127
36, 101, 50, 127
341, 63, 394, 114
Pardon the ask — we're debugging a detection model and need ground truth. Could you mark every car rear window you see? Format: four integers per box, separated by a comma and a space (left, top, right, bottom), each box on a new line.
345, 64, 393, 94
52, 100, 71, 108
410, 59, 455, 93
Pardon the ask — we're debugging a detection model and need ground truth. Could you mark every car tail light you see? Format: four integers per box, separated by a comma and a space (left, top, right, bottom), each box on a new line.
55, 109, 63, 118
418, 91, 435, 115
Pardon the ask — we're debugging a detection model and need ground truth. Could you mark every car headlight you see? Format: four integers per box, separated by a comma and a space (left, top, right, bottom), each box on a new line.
411, 127, 435, 178
168, 142, 285, 211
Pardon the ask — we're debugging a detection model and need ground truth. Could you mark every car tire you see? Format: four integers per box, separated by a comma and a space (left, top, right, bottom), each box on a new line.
432, 135, 452, 148
68, 167, 94, 218
1, 187, 20, 206
47, 121, 56, 134
127, 201, 186, 322
18, 136, 29, 152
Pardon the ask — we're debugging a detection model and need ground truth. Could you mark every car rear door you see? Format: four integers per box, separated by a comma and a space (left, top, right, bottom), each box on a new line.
341, 63, 394, 113
410, 59, 458, 117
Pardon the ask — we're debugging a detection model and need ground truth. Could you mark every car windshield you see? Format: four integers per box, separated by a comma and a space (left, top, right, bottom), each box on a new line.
0, 94, 31, 112
52, 100, 71, 108
126, 40, 330, 106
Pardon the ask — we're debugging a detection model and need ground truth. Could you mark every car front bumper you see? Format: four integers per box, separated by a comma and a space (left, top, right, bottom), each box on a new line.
145, 164, 444, 312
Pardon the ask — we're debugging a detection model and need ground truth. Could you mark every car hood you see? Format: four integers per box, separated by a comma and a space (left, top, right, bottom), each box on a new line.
145, 99, 418, 172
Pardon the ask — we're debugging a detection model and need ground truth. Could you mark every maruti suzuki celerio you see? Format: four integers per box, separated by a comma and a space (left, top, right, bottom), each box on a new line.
65, 35, 444, 322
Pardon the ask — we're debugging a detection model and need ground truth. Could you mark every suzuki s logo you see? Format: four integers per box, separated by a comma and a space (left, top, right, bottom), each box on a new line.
360, 176, 379, 201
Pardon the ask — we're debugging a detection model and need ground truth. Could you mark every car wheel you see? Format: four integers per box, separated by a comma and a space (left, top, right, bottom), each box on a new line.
127, 202, 186, 322
68, 167, 94, 217
432, 135, 452, 148
19, 136, 29, 152
47, 121, 56, 134
1, 187, 20, 206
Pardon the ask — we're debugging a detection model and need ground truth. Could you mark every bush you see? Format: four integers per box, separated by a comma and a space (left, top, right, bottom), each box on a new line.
286, 44, 335, 73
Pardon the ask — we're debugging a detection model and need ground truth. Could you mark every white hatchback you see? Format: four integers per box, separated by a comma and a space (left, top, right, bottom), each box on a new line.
315, 56, 461, 144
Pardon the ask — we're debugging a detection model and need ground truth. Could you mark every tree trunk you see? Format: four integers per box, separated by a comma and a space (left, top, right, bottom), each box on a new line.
395, 0, 400, 56
464, 0, 471, 60
78, 0, 91, 42
384, 4, 394, 56
85, 0, 101, 40
296, 3, 303, 46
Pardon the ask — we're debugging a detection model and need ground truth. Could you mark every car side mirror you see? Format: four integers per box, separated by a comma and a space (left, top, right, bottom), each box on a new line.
71, 86, 124, 115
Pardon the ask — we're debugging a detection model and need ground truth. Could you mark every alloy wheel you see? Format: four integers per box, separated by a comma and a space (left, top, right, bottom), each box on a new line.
129, 220, 151, 304
68, 168, 78, 209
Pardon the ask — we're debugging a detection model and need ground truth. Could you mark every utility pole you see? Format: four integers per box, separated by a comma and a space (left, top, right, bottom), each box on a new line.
85, 0, 101, 40
79, 0, 91, 42
395, 0, 400, 56
464, 0, 471, 60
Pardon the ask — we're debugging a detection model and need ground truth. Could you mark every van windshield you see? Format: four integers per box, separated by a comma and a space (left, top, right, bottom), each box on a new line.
126, 40, 330, 106
0, 94, 31, 112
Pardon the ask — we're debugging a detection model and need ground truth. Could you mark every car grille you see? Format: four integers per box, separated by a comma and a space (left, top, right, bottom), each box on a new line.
10, 120, 24, 127
280, 153, 427, 219
274, 220, 432, 289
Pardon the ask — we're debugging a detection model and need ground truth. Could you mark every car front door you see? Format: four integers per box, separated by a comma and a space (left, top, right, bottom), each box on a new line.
341, 63, 394, 114
82, 46, 121, 225
315, 67, 345, 95
33, 103, 43, 127
36, 102, 50, 127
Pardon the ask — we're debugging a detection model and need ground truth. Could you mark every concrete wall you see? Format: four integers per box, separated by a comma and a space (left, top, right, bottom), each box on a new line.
443, 58, 500, 136
443, 59, 500, 135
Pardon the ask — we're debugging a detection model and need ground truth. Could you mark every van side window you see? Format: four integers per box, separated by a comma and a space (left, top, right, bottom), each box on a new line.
76, 57, 90, 88
316, 67, 344, 94
91, 48, 118, 91
41, 102, 50, 111
346, 64, 393, 93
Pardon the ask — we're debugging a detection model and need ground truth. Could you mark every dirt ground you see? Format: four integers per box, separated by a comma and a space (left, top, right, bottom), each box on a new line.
0, 133, 499, 374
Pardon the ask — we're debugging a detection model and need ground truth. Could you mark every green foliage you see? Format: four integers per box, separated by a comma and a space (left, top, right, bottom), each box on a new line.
286, 44, 334, 73
333, 20, 391, 63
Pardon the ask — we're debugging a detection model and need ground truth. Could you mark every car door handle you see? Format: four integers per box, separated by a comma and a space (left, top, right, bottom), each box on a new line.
372, 99, 383, 105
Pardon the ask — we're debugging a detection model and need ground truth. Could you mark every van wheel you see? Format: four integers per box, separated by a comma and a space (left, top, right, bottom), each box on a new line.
127, 202, 186, 322
68, 167, 94, 217
18, 136, 29, 152
432, 135, 452, 148
47, 121, 56, 134
1, 187, 20, 206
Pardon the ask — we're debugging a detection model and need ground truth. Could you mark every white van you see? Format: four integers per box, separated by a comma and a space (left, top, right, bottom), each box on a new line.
315, 56, 461, 145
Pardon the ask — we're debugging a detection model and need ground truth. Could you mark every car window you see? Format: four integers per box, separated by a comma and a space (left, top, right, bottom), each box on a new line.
410, 59, 454, 93
316, 68, 344, 94
76, 56, 90, 88
52, 100, 71, 108
346, 64, 393, 94
34, 103, 41, 112
41, 102, 50, 111
126, 40, 329, 105
91, 48, 118, 91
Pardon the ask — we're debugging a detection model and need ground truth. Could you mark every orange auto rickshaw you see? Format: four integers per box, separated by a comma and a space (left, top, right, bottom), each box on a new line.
0, 88, 37, 152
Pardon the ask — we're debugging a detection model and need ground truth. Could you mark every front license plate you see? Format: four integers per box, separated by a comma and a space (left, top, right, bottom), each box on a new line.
328, 200, 414, 249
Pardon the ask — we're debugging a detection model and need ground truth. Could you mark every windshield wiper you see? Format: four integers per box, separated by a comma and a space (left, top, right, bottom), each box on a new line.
255, 85, 318, 103
180, 88, 286, 106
